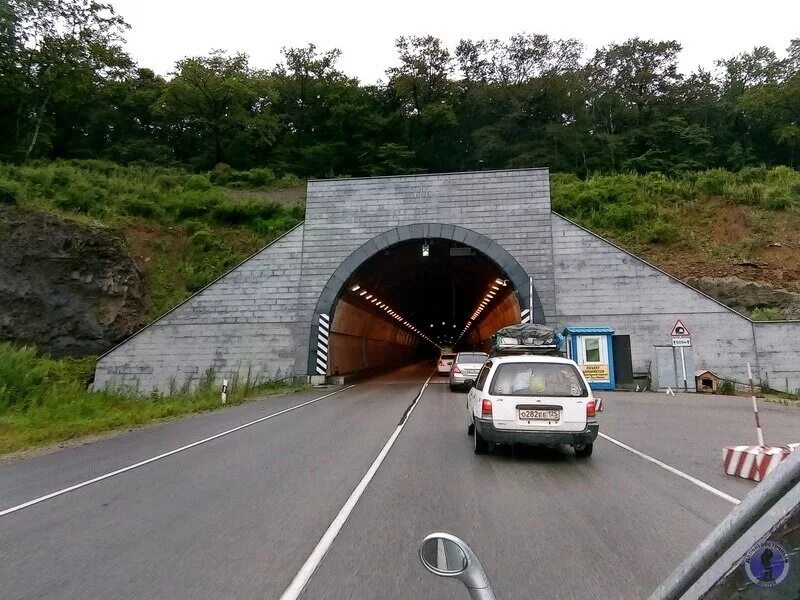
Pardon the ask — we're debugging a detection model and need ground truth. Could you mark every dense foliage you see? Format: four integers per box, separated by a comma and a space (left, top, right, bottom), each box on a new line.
1, 2, 799, 176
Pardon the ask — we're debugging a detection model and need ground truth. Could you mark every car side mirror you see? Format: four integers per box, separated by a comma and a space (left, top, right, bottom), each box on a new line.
419, 532, 495, 599
464, 379, 475, 388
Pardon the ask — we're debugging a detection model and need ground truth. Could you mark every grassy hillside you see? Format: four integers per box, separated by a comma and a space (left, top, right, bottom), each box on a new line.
0, 160, 305, 319
551, 167, 800, 302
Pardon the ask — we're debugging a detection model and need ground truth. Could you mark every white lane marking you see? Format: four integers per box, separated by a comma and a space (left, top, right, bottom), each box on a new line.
0, 386, 356, 518
279, 373, 434, 600
598, 432, 741, 506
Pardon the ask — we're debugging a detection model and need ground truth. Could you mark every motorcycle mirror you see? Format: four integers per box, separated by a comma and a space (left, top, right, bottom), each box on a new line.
419, 535, 468, 576
419, 533, 496, 599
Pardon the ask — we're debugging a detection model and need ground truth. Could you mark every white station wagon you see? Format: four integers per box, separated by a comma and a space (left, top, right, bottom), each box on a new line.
465, 355, 599, 457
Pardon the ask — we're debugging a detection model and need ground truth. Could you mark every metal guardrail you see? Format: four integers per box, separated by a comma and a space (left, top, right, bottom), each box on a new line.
650, 449, 800, 599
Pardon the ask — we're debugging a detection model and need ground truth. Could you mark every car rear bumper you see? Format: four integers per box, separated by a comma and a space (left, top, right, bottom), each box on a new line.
449, 372, 479, 386
474, 418, 599, 446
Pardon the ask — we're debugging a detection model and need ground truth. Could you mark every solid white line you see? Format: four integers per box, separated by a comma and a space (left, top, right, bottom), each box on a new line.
0, 385, 356, 518
598, 432, 741, 506
279, 372, 434, 600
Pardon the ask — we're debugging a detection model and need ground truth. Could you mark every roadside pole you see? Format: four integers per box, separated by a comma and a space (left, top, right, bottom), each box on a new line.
528, 276, 533, 321
679, 347, 687, 391
748, 363, 765, 446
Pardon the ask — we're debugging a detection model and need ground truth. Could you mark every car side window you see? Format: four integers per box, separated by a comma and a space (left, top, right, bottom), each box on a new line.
474, 362, 492, 391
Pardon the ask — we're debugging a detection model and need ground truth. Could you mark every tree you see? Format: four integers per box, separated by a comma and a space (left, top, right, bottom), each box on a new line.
156, 51, 275, 166
0, 0, 131, 160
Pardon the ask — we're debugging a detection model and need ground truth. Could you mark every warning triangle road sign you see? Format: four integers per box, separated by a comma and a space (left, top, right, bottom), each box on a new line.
670, 319, 691, 337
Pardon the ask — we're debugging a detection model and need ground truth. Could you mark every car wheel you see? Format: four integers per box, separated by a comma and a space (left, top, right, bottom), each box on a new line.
474, 421, 488, 454
467, 423, 475, 436
449, 384, 455, 392
574, 443, 593, 458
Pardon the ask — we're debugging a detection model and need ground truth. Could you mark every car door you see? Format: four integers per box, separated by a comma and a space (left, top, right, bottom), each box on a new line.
467, 361, 492, 424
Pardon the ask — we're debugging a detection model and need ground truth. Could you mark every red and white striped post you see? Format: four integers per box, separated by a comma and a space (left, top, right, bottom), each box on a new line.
748, 363, 765, 447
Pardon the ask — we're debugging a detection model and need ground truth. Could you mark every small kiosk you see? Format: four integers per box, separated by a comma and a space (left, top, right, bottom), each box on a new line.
563, 326, 616, 390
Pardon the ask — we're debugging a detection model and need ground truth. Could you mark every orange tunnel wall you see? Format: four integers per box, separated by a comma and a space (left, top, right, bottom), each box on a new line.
464, 293, 522, 351
327, 299, 420, 376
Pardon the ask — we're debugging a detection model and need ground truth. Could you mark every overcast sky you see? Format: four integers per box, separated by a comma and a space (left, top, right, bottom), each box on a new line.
109, 0, 799, 82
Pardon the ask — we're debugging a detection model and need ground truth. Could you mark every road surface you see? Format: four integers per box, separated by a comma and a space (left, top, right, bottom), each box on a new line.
1, 362, 799, 599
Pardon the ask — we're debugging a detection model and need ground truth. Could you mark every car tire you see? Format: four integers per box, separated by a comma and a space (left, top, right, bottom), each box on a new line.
574, 443, 593, 458
467, 423, 475, 436
474, 421, 488, 454
449, 384, 455, 392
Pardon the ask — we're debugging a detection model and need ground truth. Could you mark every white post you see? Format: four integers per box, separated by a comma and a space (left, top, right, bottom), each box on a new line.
748, 363, 765, 446
529, 277, 533, 320
679, 346, 688, 392
221, 379, 228, 404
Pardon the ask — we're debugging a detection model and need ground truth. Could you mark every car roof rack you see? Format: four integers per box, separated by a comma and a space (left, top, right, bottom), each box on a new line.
491, 344, 562, 357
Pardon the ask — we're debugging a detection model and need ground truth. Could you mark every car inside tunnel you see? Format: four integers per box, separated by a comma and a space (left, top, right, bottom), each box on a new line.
324, 237, 524, 377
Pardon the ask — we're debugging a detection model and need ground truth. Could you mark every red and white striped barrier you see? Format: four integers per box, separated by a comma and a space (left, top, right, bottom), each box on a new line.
723, 444, 799, 482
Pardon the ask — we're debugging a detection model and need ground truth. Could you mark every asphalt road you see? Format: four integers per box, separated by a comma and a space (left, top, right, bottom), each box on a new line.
1, 363, 798, 599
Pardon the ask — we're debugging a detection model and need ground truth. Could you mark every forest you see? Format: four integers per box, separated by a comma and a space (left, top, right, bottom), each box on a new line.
2, 0, 799, 178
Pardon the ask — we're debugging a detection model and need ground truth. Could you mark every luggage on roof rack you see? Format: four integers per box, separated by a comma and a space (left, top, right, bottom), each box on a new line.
490, 324, 565, 357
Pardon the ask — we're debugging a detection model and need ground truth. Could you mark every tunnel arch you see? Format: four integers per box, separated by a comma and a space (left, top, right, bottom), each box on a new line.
308, 223, 543, 376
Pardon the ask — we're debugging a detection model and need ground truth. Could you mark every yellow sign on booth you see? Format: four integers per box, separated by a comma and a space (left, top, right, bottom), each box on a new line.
582, 364, 610, 381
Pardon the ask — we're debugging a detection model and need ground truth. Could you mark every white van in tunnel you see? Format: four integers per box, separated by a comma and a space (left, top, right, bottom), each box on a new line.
465, 355, 599, 457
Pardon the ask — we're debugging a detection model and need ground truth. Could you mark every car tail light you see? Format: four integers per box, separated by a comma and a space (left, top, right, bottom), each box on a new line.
481, 399, 492, 417
452, 365, 461, 374
586, 401, 596, 418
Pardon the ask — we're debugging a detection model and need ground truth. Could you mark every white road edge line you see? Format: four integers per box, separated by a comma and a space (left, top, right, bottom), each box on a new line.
0, 385, 356, 518
598, 432, 741, 506
279, 372, 435, 600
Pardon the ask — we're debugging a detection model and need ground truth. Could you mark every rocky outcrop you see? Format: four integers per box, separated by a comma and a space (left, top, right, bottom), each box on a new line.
688, 276, 800, 319
0, 207, 146, 356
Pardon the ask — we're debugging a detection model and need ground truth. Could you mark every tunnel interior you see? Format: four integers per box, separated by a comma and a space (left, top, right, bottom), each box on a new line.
325, 237, 523, 377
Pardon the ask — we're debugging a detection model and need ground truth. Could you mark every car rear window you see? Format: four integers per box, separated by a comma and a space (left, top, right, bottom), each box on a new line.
489, 362, 588, 397
457, 353, 487, 363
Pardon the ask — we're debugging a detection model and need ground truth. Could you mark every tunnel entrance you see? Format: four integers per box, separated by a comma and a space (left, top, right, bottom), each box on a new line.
310, 224, 540, 378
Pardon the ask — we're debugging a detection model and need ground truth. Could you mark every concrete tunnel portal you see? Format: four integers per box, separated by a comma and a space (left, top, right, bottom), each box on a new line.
309, 224, 542, 379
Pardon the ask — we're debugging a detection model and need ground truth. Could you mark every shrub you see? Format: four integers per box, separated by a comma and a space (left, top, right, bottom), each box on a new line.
0, 179, 20, 205
247, 168, 276, 187
154, 174, 183, 192
764, 190, 796, 210
184, 174, 211, 191
276, 173, 301, 187
719, 380, 735, 395
642, 220, 679, 244
211, 201, 281, 225
723, 182, 767, 206
189, 229, 216, 251
695, 169, 733, 196
167, 189, 223, 219
53, 182, 108, 213
751, 307, 783, 321
120, 196, 165, 219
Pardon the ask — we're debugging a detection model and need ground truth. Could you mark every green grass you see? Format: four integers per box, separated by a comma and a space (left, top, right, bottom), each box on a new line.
0, 343, 308, 455
751, 307, 784, 321
550, 166, 800, 245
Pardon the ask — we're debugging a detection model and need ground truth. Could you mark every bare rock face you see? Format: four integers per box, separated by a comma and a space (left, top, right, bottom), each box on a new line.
0, 207, 146, 356
687, 276, 800, 319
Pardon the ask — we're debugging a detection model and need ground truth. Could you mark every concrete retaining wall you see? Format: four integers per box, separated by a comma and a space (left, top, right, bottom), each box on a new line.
754, 322, 800, 393
551, 214, 762, 386
93, 225, 306, 393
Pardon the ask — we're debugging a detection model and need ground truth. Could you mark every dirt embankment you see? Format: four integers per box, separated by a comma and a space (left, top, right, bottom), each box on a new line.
0, 207, 146, 356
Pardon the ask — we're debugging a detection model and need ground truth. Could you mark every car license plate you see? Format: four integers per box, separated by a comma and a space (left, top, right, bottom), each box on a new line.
518, 409, 560, 421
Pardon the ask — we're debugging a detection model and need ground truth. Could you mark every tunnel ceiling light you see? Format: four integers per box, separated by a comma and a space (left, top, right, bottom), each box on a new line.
495, 278, 506, 286
422, 242, 430, 257
351, 284, 361, 292
359, 290, 367, 296
365, 294, 373, 300
491, 284, 500, 291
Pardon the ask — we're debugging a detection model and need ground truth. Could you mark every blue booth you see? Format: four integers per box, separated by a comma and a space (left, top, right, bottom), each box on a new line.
563, 326, 616, 390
